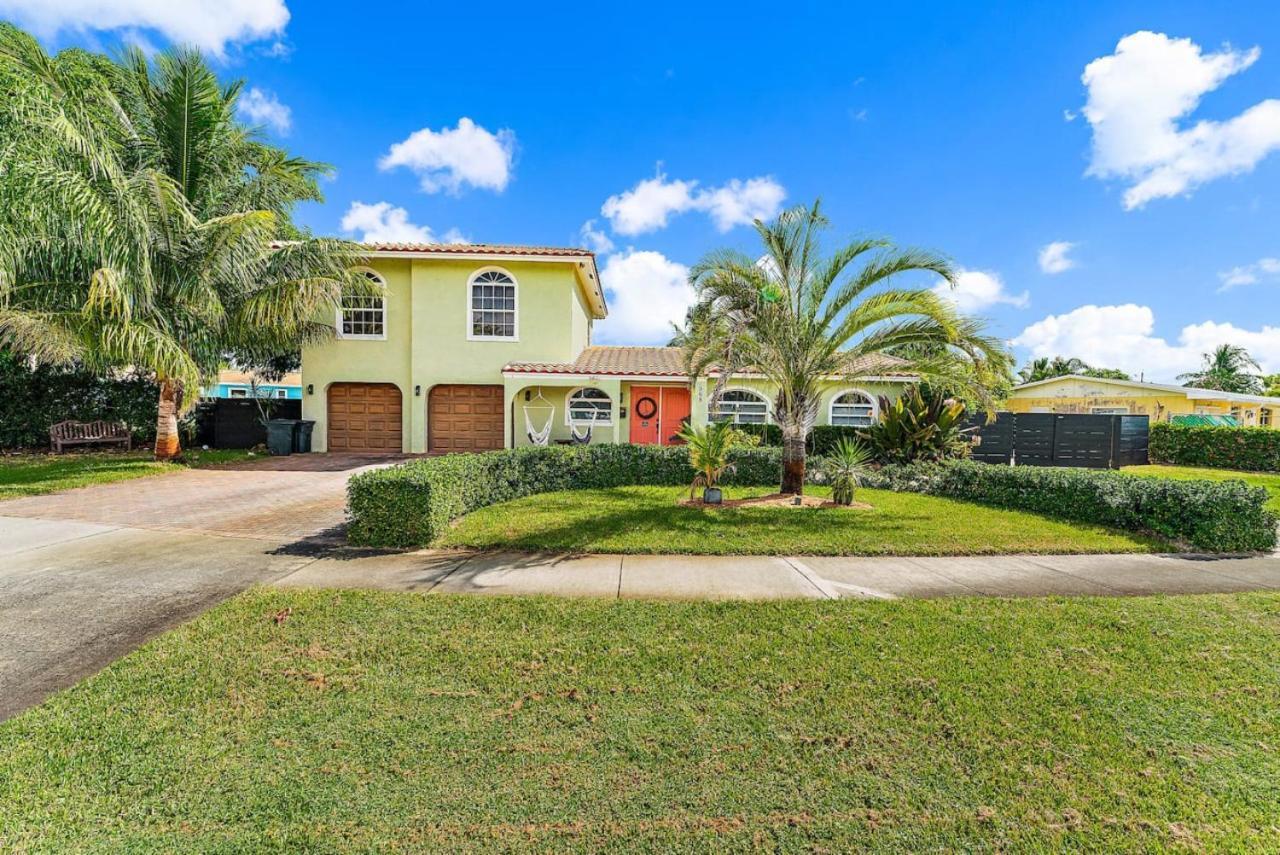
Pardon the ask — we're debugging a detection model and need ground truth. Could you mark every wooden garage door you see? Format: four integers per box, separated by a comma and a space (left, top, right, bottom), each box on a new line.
429, 384, 505, 453
327, 383, 402, 452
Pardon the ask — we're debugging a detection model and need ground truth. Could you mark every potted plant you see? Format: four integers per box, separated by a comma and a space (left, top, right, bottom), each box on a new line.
678, 421, 736, 504
825, 437, 873, 506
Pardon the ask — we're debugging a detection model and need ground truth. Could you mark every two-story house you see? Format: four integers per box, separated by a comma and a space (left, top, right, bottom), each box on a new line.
300, 243, 916, 453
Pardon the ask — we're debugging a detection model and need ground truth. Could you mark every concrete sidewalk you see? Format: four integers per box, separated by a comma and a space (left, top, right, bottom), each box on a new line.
273, 548, 1280, 600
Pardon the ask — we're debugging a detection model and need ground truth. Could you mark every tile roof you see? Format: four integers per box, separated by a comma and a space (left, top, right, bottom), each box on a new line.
504, 347, 917, 379
360, 242, 594, 257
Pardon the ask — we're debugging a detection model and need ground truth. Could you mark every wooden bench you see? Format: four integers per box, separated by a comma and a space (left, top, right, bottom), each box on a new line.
49, 420, 132, 453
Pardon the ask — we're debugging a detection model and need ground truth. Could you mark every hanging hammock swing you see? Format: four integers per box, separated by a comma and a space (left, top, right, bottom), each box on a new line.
523, 389, 555, 446
568, 408, 597, 445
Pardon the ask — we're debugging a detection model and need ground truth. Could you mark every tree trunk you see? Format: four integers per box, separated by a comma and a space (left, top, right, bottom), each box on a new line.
154, 378, 183, 460
780, 419, 806, 495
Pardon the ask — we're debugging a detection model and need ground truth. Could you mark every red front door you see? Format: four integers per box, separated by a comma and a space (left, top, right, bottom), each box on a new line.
629, 386, 692, 445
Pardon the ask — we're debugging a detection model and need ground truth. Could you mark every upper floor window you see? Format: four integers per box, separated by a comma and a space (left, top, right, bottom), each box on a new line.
830, 390, 876, 427
566, 387, 612, 425
469, 268, 517, 340
338, 268, 386, 340
710, 388, 769, 424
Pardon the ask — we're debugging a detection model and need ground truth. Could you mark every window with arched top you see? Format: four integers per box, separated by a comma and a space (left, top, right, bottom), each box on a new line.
566, 387, 612, 425
830, 390, 877, 427
338, 268, 387, 339
468, 268, 518, 340
709, 388, 770, 424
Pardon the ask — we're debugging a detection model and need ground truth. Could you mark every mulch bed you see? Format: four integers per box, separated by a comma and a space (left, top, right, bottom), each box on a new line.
678, 493, 871, 510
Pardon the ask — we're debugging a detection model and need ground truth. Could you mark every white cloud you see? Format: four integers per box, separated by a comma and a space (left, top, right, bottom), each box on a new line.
237, 87, 291, 135
340, 201, 466, 244
578, 220, 615, 255
0, 0, 290, 56
595, 249, 693, 345
379, 118, 515, 195
1218, 256, 1280, 291
1080, 31, 1280, 209
933, 269, 1029, 313
1012, 303, 1280, 381
600, 170, 786, 236
1038, 241, 1077, 274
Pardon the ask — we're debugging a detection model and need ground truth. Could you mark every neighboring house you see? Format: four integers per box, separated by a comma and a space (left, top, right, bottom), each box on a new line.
300, 243, 916, 454
1007, 374, 1280, 429
206, 369, 303, 400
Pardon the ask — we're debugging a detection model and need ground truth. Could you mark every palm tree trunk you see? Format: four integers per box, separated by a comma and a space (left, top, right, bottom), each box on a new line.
154, 378, 183, 460
780, 418, 806, 495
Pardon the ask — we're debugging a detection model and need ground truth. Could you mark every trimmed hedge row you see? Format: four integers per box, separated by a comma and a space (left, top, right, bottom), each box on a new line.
347, 444, 798, 547
732, 423, 868, 456
865, 460, 1277, 552
1150, 422, 1280, 472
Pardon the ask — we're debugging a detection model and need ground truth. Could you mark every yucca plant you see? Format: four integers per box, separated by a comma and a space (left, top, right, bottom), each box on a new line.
825, 437, 873, 505
677, 420, 737, 503
861, 387, 970, 464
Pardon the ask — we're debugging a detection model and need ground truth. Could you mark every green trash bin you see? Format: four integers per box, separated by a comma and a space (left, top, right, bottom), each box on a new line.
266, 419, 297, 456
293, 420, 316, 453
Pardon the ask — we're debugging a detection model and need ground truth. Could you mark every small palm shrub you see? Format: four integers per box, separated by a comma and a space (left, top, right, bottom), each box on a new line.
825, 438, 873, 505
678, 421, 737, 500
861, 387, 970, 464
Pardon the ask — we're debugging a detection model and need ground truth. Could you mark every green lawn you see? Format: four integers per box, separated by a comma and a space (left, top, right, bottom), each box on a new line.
437, 485, 1166, 555
2, 589, 1278, 851
1125, 464, 1280, 513
0, 448, 259, 499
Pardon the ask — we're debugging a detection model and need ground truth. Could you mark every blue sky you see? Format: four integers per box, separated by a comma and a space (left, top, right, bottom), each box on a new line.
7, 1, 1280, 379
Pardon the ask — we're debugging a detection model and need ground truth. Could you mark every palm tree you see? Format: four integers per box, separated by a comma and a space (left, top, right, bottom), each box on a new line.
1178, 344, 1262, 394
0, 27, 364, 458
677, 201, 1010, 495
1018, 356, 1089, 383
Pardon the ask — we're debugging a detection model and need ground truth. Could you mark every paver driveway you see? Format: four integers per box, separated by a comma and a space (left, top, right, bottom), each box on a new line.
0, 454, 397, 720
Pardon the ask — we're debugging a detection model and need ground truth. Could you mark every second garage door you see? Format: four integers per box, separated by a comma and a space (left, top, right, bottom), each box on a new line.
327, 383, 403, 452
429, 384, 504, 453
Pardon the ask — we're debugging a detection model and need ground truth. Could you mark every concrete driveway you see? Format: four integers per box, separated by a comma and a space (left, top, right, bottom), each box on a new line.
0, 454, 395, 721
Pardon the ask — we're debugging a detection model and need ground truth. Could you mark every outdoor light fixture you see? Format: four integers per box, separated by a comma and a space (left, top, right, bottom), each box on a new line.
306, 384, 313, 395
415, 385, 421, 396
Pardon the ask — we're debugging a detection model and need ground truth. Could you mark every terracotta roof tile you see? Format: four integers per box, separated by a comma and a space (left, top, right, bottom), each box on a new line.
504, 347, 916, 379
360, 242, 593, 257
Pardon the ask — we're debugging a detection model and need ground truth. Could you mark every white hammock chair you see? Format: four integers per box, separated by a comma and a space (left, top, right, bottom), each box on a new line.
523, 389, 555, 446
568, 408, 597, 445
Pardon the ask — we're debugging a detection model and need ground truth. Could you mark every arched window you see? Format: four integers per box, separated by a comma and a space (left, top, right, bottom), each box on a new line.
710, 388, 769, 424
566, 387, 612, 425
830, 390, 877, 427
338, 268, 386, 339
468, 268, 518, 340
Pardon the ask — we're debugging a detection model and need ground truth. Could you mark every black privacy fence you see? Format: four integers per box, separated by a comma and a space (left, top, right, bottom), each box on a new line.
966, 412, 1148, 470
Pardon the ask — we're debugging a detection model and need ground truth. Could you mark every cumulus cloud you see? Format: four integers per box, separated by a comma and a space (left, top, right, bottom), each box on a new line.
1038, 241, 1077, 274
237, 87, 291, 135
1080, 31, 1280, 209
1218, 257, 1280, 291
379, 118, 515, 195
932, 269, 1029, 313
339, 201, 466, 244
601, 170, 786, 236
0, 0, 290, 56
1012, 303, 1280, 381
578, 220, 615, 255
594, 249, 693, 345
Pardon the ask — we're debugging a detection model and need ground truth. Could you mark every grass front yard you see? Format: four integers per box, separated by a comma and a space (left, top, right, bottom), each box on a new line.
1125, 464, 1280, 513
0, 448, 259, 499
2, 588, 1278, 851
436, 485, 1167, 555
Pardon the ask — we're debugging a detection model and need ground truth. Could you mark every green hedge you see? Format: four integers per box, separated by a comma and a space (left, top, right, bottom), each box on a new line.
348, 445, 797, 547
865, 460, 1277, 552
731, 423, 868, 456
1150, 422, 1280, 472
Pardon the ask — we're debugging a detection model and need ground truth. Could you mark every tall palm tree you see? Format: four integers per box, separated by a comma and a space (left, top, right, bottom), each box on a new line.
0, 27, 365, 458
1018, 356, 1089, 383
1178, 344, 1262, 394
677, 201, 1010, 494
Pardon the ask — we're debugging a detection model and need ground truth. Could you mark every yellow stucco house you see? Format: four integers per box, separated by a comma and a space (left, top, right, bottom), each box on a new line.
1006, 374, 1280, 429
300, 243, 915, 454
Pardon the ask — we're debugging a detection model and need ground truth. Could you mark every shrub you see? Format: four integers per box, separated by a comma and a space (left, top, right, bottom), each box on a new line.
865, 460, 1277, 552
348, 444, 798, 547
1150, 422, 1280, 472
860, 387, 970, 464
734, 423, 872, 457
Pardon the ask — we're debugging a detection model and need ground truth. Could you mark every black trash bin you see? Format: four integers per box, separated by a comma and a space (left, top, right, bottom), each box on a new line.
266, 419, 297, 456
293, 419, 316, 453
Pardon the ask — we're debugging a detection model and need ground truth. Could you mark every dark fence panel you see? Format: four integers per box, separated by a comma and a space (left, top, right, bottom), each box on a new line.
205, 398, 301, 449
968, 412, 1148, 469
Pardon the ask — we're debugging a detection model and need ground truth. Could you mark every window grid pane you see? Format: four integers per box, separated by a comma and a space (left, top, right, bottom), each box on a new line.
471, 278, 515, 337
340, 294, 384, 337
568, 389, 612, 423
709, 391, 769, 424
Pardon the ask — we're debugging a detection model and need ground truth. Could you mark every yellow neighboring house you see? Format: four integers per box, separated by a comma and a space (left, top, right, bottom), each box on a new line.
1006, 374, 1280, 429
